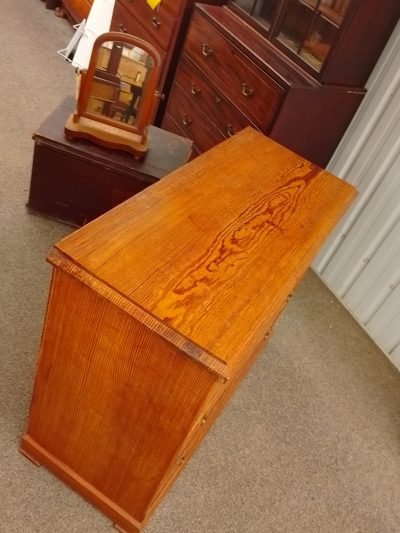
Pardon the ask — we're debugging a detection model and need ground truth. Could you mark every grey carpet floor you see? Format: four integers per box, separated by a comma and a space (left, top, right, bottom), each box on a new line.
2, 2, 400, 532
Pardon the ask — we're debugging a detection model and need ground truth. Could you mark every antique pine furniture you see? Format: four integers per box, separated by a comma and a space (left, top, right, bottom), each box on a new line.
21, 128, 356, 532
28, 96, 192, 226
161, 1, 400, 166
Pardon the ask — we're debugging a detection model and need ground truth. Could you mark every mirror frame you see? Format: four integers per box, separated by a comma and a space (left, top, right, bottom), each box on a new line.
74, 31, 162, 136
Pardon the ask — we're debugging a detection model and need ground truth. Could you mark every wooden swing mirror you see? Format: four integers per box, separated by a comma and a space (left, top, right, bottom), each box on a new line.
65, 32, 162, 159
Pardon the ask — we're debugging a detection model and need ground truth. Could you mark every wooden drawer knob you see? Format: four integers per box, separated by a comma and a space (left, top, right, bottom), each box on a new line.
182, 114, 193, 127
241, 83, 255, 97
202, 44, 213, 57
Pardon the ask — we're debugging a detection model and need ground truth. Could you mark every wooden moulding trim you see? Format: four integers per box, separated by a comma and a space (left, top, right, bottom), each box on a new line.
47, 248, 230, 381
20, 435, 142, 533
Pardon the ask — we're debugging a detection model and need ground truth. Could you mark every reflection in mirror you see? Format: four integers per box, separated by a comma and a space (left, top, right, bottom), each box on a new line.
86, 41, 155, 128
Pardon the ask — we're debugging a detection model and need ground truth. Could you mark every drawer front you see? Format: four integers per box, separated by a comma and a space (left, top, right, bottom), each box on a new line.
119, 0, 182, 18
161, 115, 200, 158
165, 82, 225, 153
175, 55, 252, 138
116, 0, 177, 50
111, 2, 167, 61
185, 12, 285, 130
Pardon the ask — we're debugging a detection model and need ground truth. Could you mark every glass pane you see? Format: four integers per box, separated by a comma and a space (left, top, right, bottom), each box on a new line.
275, 0, 349, 71
86, 41, 154, 127
299, 15, 338, 71
319, 0, 351, 25
233, 0, 280, 31
277, 0, 314, 54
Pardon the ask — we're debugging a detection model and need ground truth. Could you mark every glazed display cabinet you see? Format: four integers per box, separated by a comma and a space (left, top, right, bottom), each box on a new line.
229, 0, 399, 86
162, 0, 400, 166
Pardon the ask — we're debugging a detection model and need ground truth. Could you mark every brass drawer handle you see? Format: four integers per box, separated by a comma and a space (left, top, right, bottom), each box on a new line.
202, 44, 213, 57
182, 114, 192, 127
226, 124, 234, 137
152, 17, 161, 29
241, 83, 254, 97
191, 83, 201, 96
119, 23, 128, 33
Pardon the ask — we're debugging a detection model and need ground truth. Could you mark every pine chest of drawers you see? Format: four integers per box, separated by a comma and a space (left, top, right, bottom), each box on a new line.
21, 128, 356, 532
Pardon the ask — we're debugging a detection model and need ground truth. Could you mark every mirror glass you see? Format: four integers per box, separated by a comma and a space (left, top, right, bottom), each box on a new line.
85, 40, 155, 127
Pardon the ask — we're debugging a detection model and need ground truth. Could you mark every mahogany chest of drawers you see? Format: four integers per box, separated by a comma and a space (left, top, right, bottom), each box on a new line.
110, 0, 226, 121
61, 0, 93, 21
21, 128, 355, 532
162, 4, 366, 166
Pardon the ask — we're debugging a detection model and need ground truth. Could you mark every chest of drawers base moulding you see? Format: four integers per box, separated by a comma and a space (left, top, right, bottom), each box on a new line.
20, 127, 356, 533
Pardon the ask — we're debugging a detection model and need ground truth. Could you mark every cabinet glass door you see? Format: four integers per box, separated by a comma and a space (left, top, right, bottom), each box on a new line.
233, 0, 281, 31
277, 0, 351, 71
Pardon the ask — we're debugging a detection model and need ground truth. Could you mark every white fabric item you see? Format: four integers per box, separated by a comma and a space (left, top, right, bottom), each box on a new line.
71, 0, 115, 69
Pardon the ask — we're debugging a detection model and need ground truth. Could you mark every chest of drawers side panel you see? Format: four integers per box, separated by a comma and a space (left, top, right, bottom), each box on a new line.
183, 10, 285, 130
270, 85, 365, 168
21, 267, 220, 530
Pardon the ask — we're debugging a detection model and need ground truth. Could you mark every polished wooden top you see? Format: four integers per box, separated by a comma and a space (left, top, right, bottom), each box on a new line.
52, 127, 356, 374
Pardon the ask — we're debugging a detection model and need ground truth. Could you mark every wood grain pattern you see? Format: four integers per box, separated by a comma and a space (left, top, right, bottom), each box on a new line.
56, 128, 356, 371
24, 268, 218, 523
21, 127, 356, 531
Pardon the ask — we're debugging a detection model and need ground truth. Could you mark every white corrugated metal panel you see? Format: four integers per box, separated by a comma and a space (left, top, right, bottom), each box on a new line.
313, 21, 400, 370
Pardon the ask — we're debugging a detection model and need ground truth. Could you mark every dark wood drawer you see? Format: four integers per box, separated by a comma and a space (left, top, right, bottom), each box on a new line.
111, 2, 167, 60
185, 11, 285, 130
161, 114, 199, 158
165, 82, 225, 153
175, 55, 252, 138
116, 0, 177, 51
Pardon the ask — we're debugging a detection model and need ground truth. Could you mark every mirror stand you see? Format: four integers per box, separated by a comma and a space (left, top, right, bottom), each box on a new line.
65, 111, 149, 159
64, 32, 161, 159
